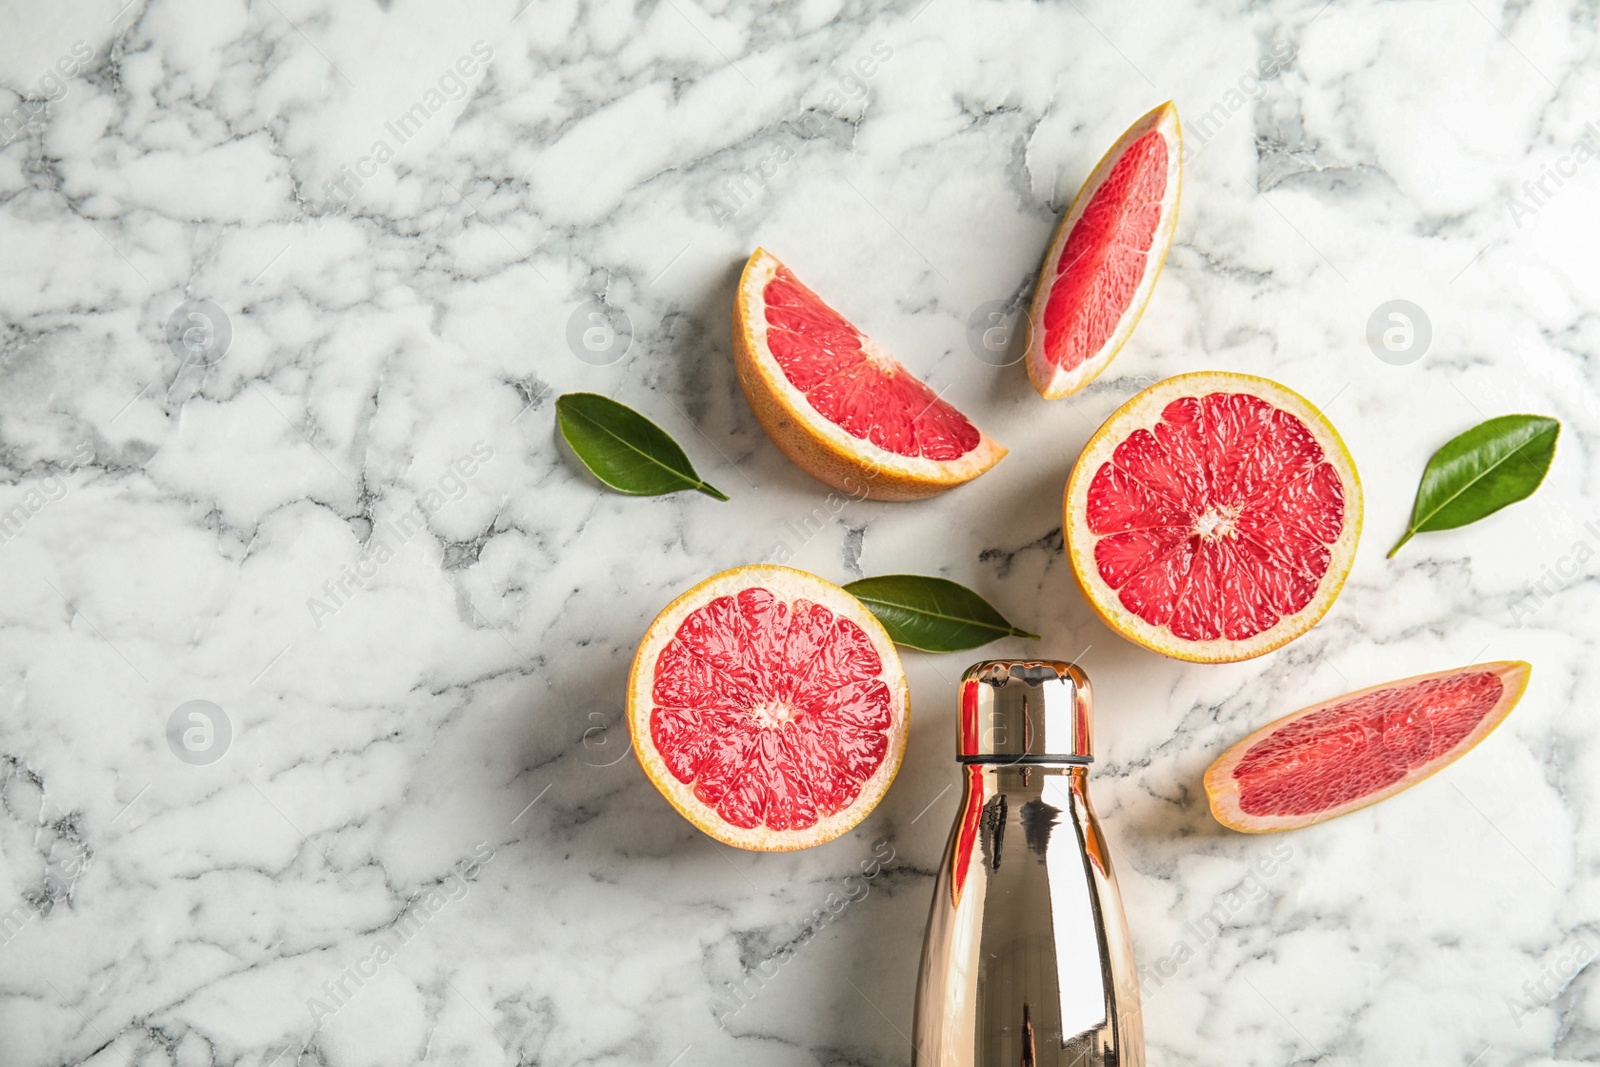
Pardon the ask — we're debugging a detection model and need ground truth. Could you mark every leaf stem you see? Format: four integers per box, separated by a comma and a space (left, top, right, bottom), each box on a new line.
695, 482, 730, 502
1387, 530, 1414, 559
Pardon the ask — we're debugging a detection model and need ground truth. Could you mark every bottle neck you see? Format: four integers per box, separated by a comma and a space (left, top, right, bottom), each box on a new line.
962, 760, 1089, 776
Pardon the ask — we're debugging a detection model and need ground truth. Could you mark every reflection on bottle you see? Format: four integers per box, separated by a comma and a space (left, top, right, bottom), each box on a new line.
913, 660, 1143, 1067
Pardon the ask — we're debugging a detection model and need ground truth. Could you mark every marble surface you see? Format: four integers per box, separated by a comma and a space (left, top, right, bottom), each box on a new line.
1, 0, 1597, 1063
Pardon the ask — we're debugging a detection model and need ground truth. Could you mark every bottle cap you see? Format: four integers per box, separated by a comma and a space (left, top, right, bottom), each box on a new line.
957, 660, 1092, 763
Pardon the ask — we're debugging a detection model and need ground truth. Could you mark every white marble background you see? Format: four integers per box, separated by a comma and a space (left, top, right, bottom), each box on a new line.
0, 0, 1596, 1063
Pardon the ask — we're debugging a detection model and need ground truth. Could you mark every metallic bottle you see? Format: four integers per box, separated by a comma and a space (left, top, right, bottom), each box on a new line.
912, 660, 1143, 1067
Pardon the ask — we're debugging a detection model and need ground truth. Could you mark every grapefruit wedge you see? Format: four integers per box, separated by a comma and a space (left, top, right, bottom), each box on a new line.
627, 565, 910, 851
1026, 102, 1182, 399
1205, 661, 1532, 832
733, 248, 1006, 500
1065, 372, 1361, 663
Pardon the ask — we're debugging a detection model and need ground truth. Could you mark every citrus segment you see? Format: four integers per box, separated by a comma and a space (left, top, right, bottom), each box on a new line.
734, 249, 1006, 500
1204, 661, 1531, 832
763, 268, 982, 460
1043, 131, 1167, 369
628, 565, 910, 851
1065, 372, 1361, 663
1026, 102, 1182, 399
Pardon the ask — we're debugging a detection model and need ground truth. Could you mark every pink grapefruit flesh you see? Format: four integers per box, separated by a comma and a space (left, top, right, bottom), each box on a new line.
1045, 132, 1166, 364
1065, 372, 1362, 663
1205, 661, 1532, 832
628, 565, 909, 851
764, 266, 981, 460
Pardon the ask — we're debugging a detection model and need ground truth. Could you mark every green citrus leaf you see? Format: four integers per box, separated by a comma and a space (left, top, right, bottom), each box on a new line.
843, 575, 1039, 653
1389, 414, 1559, 557
556, 393, 728, 501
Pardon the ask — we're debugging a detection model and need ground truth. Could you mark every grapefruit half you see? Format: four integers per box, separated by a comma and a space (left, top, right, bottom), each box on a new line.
1065, 372, 1361, 663
1025, 102, 1182, 399
627, 565, 910, 851
1205, 661, 1532, 832
733, 248, 1007, 500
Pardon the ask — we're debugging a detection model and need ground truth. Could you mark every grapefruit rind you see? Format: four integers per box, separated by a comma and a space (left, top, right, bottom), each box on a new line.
1063, 371, 1363, 664
1025, 101, 1183, 400
733, 248, 1008, 501
1203, 661, 1532, 833
626, 564, 911, 852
